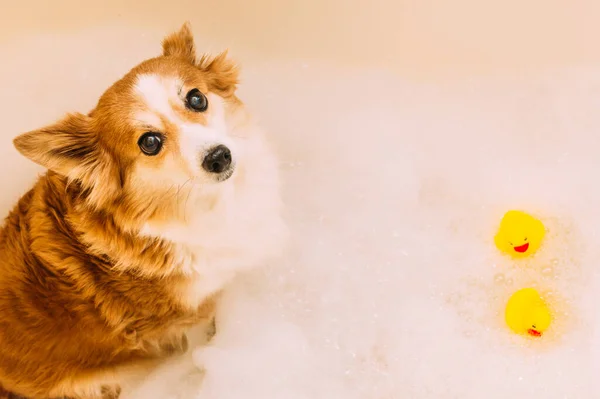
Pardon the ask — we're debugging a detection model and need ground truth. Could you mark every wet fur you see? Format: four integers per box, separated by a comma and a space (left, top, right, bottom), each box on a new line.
0, 23, 285, 398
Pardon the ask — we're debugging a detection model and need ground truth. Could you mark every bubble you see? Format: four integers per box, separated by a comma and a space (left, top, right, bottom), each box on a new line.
541, 266, 554, 276
494, 273, 505, 284
446, 292, 461, 304
458, 311, 472, 322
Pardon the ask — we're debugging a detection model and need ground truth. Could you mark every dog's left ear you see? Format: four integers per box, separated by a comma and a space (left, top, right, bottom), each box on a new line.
162, 22, 197, 64
198, 51, 240, 97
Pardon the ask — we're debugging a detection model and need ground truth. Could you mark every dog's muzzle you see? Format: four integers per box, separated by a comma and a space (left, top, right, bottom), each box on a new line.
202, 145, 234, 180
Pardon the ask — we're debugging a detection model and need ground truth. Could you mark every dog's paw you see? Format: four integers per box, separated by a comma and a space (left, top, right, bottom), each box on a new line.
191, 347, 207, 371
205, 317, 217, 342
159, 333, 189, 356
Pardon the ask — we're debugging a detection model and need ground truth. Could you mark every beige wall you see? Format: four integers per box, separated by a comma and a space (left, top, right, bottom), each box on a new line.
2, 0, 600, 79
0, 0, 597, 210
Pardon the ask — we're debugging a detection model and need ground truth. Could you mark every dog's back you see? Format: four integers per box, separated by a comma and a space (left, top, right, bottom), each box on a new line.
0, 175, 95, 397
0, 173, 216, 398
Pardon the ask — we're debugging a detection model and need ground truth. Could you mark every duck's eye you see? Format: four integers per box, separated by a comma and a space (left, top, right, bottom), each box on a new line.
524, 237, 528, 241
186, 88, 208, 112
138, 132, 163, 156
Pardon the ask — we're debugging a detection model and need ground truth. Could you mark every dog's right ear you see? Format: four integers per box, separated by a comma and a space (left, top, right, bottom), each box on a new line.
13, 113, 97, 178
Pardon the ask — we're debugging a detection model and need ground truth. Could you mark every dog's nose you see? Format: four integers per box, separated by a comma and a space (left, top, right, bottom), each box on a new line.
202, 145, 232, 174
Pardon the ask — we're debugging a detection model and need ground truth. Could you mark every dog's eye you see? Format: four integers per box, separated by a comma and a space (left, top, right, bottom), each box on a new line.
138, 132, 163, 156
186, 88, 208, 112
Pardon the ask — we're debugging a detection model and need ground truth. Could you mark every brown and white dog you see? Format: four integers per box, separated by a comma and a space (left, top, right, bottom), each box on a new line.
0, 23, 285, 399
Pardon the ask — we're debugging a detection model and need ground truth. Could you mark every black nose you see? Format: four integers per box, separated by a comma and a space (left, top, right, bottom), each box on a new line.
202, 145, 232, 174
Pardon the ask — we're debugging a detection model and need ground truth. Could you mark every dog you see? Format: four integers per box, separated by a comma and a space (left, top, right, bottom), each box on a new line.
0, 22, 286, 399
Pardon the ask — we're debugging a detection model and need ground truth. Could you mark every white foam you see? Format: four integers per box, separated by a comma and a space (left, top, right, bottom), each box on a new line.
123, 63, 600, 398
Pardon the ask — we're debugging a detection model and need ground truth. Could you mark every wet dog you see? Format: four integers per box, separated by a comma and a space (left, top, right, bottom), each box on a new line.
0, 23, 285, 398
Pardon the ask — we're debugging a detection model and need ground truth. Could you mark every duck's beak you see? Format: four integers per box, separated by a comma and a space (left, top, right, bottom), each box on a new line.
527, 328, 542, 337
514, 242, 529, 253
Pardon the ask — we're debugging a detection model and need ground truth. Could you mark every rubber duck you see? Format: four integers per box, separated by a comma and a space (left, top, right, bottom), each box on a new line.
494, 210, 545, 258
505, 288, 551, 337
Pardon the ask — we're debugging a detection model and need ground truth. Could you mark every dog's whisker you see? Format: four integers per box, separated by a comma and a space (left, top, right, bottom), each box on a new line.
156, 184, 179, 204
182, 179, 195, 223
176, 179, 193, 221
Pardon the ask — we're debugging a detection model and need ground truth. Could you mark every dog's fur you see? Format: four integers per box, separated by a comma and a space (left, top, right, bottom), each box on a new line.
0, 23, 285, 399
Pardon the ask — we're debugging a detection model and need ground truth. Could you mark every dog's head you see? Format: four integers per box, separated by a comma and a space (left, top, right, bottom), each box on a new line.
14, 23, 250, 230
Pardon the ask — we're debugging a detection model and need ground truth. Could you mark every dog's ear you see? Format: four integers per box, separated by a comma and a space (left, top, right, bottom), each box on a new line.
14, 113, 97, 178
162, 22, 197, 64
198, 50, 240, 97
14, 113, 123, 206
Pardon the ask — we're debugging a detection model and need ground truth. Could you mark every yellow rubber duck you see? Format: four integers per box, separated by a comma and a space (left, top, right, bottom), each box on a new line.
494, 210, 545, 258
505, 288, 551, 337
